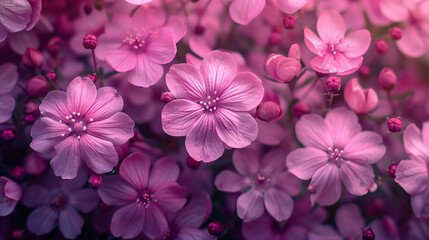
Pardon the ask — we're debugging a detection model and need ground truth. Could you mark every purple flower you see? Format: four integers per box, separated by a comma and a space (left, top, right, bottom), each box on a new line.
0, 177, 23, 216
30, 76, 135, 179
0, 64, 18, 123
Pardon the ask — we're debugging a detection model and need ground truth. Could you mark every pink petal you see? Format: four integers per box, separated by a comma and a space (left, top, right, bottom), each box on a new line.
295, 114, 333, 150
287, 147, 329, 180
339, 161, 374, 196
104, 49, 137, 72
27, 206, 57, 236
175, 192, 212, 229
0, 95, 15, 123
125, 0, 152, 5
143, 205, 169, 239
220, 72, 264, 112
0, 25, 6, 42
342, 30, 371, 58
317, 10, 346, 43
185, 114, 224, 162
120, 152, 150, 191
146, 29, 176, 64
397, 26, 427, 58
161, 99, 204, 136
361, 0, 391, 26
25, 0, 42, 30
111, 203, 145, 239
0, 63, 18, 95
309, 163, 341, 206
229, 0, 265, 25
410, 185, 429, 217
276, 0, 309, 14
335, 203, 365, 239
395, 158, 428, 195
166, 63, 206, 101
260, 149, 286, 176
59, 208, 84, 239
166, 16, 187, 43
177, 228, 214, 240
256, 120, 285, 145
232, 148, 260, 176
97, 175, 138, 206
343, 131, 386, 164
403, 124, 429, 161
0, 197, 17, 216
309, 53, 363, 75
50, 136, 81, 179
324, 107, 361, 148
39, 90, 70, 121
0, 0, 31, 32
304, 28, 328, 56
424, 122, 429, 151
215, 109, 258, 148
272, 171, 302, 196
237, 189, 264, 222
3, 178, 23, 201
85, 87, 124, 121
379, 0, 408, 22
242, 215, 273, 240
22, 185, 49, 208
86, 112, 135, 145
69, 189, 99, 213
200, 51, 237, 94
80, 134, 118, 174
66, 77, 97, 116
215, 170, 250, 192
309, 225, 342, 240
127, 54, 163, 88
148, 157, 180, 188
152, 182, 187, 212
30, 117, 70, 153
264, 188, 294, 221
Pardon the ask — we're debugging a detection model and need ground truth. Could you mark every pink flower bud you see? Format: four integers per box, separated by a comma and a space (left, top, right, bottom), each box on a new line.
22, 47, 43, 69
390, 27, 402, 40
25, 76, 51, 98
24, 114, 35, 124
344, 78, 378, 115
2, 129, 15, 141
208, 222, 224, 236
362, 228, 375, 240
388, 163, 397, 178
288, 43, 301, 61
375, 40, 388, 54
46, 72, 57, 81
161, 92, 175, 103
87, 74, 97, 83
186, 156, 201, 169
11, 167, 26, 179
379, 68, 397, 90
25, 101, 40, 116
268, 32, 282, 46
358, 65, 370, 79
291, 102, 310, 118
257, 101, 284, 122
325, 76, 341, 91
83, 34, 98, 50
387, 117, 402, 132
12, 230, 23, 240
46, 36, 61, 55
194, 25, 205, 35
88, 175, 103, 188
283, 15, 296, 29
265, 54, 301, 83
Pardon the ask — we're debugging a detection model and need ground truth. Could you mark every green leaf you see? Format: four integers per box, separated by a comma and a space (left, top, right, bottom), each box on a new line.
391, 90, 415, 100
104, 70, 119, 79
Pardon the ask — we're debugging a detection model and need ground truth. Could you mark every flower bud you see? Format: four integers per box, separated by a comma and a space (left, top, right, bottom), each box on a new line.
257, 101, 284, 122
390, 27, 402, 40
268, 32, 282, 46
161, 92, 175, 103
25, 101, 40, 116
2, 129, 15, 141
265, 54, 301, 83
24, 114, 35, 124
291, 102, 310, 118
186, 156, 201, 169
344, 78, 378, 115
283, 15, 296, 29
325, 76, 341, 91
24, 152, 48, 176
46, 36, 61, 55
83, 34, 98, 50
22, 47, 43, 69
288, 43, 301, 61
11, 167, 26, 179
358, 65, 370, 79
387, 117, 402, 132
208, 221, 224, 236
388, 163, 397, 178
12, 230, 23, 240
46, 72, 57, 81
379, 68, 397, 91
362, 228, 375, 240
194, 25, 205, 35
87, 74, 97, 83
25, 76, 51, 98
88, 175, 102, 188
375, 40, 388, 54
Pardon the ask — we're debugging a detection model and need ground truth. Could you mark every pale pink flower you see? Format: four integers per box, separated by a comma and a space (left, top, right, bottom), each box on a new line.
304, 10, 371, 75
30, 76, 135, 179
0, 177, 23, 216
0, 64, 18, 123
97, 152, 187, 239
395, 122, 429, 217
215, 148, 301, 222
125, 0, 152, 5
286, 107, 386, 206
344, 78, 379, 115
161, 51, 264, 162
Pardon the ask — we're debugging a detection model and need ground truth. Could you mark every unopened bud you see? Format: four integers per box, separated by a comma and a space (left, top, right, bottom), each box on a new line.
194, 25, 205, 35
379, 68, 397, 90
83, 34, 98, 50
87, 74, 97, 83
388, 164, 397, 178
375, 40, 388, 54
12, 230, 23, 240
362, 228, 375, 240
23, 47, 43, 69
46, 36, 61, 55
291, 102, 310, 118
358, 66, 370, 79
25, 76, 51, 98
24, 114, 36, 124
390, 27, 402, 40
11, 166, 26, 179
88, 175, 102, 188
257, 101, 284, 122
325, 76, 341, 91
161, 92, 175, 103
2, 129, 15, 141
186, 157, 201, 169
387, 117, 402, 132
208, 221, 224, 236
268, 32, 282, 46
283, 15, 296, 29
46, 72, 57, 81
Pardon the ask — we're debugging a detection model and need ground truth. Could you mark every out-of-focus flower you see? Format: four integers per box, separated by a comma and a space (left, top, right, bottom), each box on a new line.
344, 78, 378, 115
379, 68, 397, 91
291, 101, 310, 118
22, 47, 43, 69
286, 108, 386, 206
257, 101, 284, 122
25, 76, 51, 98
0, 177, 23, 216
0, 64, 18, 123
265, 53, 301, 83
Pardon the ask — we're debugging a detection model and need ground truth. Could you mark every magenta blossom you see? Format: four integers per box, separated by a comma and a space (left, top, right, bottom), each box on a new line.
97, 153, 187, 239
30, 76, 135, 179
215, 148, 301, 222
286, 107, 386, 206
161, 51, 264, 162
0, 64, 18, 123
395, 122, 429, 217
304, 10, 371, 75
0, 177, 23, 216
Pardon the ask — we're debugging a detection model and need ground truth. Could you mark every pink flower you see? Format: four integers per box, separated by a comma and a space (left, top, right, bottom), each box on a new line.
95, 10, 185, 87
22, 169, 99, 238
304, 10, 371, 75
161, 51, 264, 162
125, 0, 152, 4
30, 76, 135, 179
395, 122, 429, 217
0, 64, 18, 123
215, 148, 301, 222
0, 177, 23, 216
97, 152, 187, 239
0, 0, 42, 42
344, 78, 379, 115
286, 107, 386, 206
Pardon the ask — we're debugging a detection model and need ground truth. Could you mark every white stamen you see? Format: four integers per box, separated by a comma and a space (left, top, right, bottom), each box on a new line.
61, 133, 65, 137
90, 118, 94, 122
68, 128, 72, 132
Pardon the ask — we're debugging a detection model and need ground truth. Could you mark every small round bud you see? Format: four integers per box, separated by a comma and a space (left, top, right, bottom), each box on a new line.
87, 74, 97, 83
12, 230, 23, 240
83, 34, 98, 49
257, 101, 284, 122
161, 92, 175, 103
388, 164, 398, 178
46, 36, 61, 55
25, 101, 40, 116
11, 166, 26, 179
194, 25, 205, 35
99, 201, 113, 211
268, 32, 282, 46
186, 157, 201, 169
390, 27, 402, 40
24, 114, 36, 124
375, 40, 388, 54
325, 76, 341, 91
379, 68, 397, 90
88, 175, 102, 188
358, 66, 370, 79
208, 222, 224, 236
23, 47, 43, 69
25, 76, 51, 98
387, 117, 402, 132
291, 102, 310, 118
283, 15, 296, 29
362, 228, 375, 240
2, 129, 15, 141
46, 72, 57, 81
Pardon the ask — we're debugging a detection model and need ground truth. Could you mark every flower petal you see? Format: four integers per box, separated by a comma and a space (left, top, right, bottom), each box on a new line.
233, 148, 260, 176
410, 185, 429, 218
161, 99, 204, 136
0, 0, 31, 32
80, 134, 118, 174
0, 95, 15, 123
143, 205, 169, 239
200, 51, 237, 95
264, 188, 294, 221
86, 112, 135, 145
309, 163, 341, 206
22, 185, 49, 208
395, 158, 429, 195
26, 206, 57, 236
50, 136, 81, 179
97, 175, 138, 206
152, 182, 187, 212
111, 203, 145, 239
335, 204, 365, 239
66, 77, 97, 116
175, 192, 212, 229
146, 29, 176, 64
104, 49, 137, 72
127, 54, 163, 88
148, 157, 180, 188
30, 117, 70, 153
69, 189, 99, 213
215, 170, 250, 192
276, 0, 310, 14
85, 87, 124, 121
229, 0, 265, 25
379, 0, 408, 22
39, 90, 70, 122
166, 63, 206, 101
343, 131, 386, 165
237, 189, 265, 222
0, 63, 18, 95
403, 124, 429, 162
339, 161, 374, 196
324, 107, 361, 148
396, 26, 426, 58
59, 208, 84, 239
286, 147, 329, 180
295, 114, 333, 150
317, 10, 346, 43
215, 109, 258, 148
342, 30, 371, 58
304, 28, 328, 56
119, 152, 150, 191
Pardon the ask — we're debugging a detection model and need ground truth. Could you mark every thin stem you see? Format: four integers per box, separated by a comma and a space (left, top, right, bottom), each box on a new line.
91, 49, 100, 80
387, 91, 396, 116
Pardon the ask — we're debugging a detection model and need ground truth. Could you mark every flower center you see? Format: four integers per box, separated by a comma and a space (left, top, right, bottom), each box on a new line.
328, 42, 343, 56
50, 193, 67, 209
328, 147, 344, 166
122, 29, 150, 51
59, 112, 91, 140
136, 192, 157, 208
199, 90, 220, 112
252, 171, 272, 188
